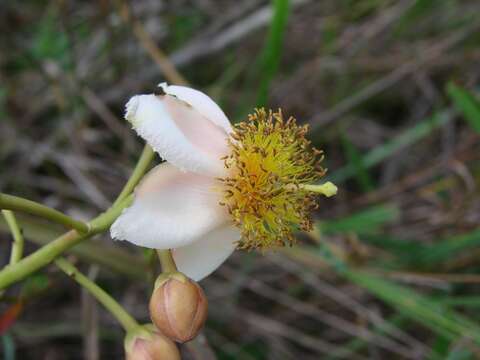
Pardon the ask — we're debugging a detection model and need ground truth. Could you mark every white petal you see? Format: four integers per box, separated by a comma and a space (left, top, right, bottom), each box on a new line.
125, 94, 229, 176
159, 83, 233, 133
172, 224, 239, 281
110, 163, 227, 249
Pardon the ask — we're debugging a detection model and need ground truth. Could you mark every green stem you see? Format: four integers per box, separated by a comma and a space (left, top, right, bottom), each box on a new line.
0, 215, 150, 279
113, 145, 155, 207
157, 249, 177, 273
2, 210, 24, 265
0, 193, 89, 233
0, 143, 154, 291
55, 257, 139, 332
0, 195, 133, 290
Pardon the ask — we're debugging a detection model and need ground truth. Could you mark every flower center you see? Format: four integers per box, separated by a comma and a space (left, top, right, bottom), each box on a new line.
218, 108, 328, 250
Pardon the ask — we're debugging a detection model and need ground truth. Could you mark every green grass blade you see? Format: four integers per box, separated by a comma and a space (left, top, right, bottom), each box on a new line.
446, 347, 474, 360
394, 0, 439, 36
414, 228, 480, 268
31, 8, 71, 68
256, 0, 290, 106
318, 204, 399, 235
428, 336, 475, 360
344, 270, 480, 344
438, 297, 480, 308
341, 134, 375, 192
1, 334, 15, 360
446, 82, 480, 133
359, 228, 480, 270
359, 234, 427, 254
358, 234, 429, 269
325, 314, 409, 360
329, 110, 452, 183
315, 243, 480, 346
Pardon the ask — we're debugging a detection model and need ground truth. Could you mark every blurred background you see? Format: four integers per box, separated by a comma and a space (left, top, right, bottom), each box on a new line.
1, 0, 480, 359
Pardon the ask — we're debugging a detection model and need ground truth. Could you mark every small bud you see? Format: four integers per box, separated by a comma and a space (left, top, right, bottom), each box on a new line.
149, 272, 208, 343
125, 324, 180, 360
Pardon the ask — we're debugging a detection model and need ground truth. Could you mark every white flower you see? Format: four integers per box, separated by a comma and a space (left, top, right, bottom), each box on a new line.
111, 83, 337, 281
111, 83, 239, 281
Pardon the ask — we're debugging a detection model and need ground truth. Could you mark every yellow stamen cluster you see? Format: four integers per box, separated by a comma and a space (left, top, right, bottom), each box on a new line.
219, 108, 326, 250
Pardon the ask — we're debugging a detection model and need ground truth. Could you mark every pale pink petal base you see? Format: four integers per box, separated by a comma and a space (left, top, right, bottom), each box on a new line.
172, 224, 240, 281
110, 164, 227, 249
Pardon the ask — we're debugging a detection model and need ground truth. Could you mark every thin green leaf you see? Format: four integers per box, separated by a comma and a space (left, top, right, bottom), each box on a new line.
329, 110, 452, 183
31, 9, 71, 68
446, 347, 474, 360
325, 314, 409, 360
428, 335, 452, 360
394, 0, 439, 35
446, 82, 480, 133
415, 228, 480, 268
1, 333, 15, 360
318, 204, 399, 235
314, 243, 480, 345
341, 134, 375, 191
256, 0, 290, 106
345, 270, 480, 344
438, 297, 480, 308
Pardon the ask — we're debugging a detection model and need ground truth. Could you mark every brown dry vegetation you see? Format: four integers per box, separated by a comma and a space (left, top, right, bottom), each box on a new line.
1, 0, 480, 359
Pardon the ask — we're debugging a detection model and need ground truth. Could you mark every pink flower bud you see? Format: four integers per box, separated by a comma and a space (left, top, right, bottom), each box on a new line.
125, 325, 180, 360
149, 272, 208, 343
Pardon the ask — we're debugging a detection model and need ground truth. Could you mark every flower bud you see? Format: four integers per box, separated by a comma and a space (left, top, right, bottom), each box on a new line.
124, 324, 180, 360
149, 272, 208, 343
